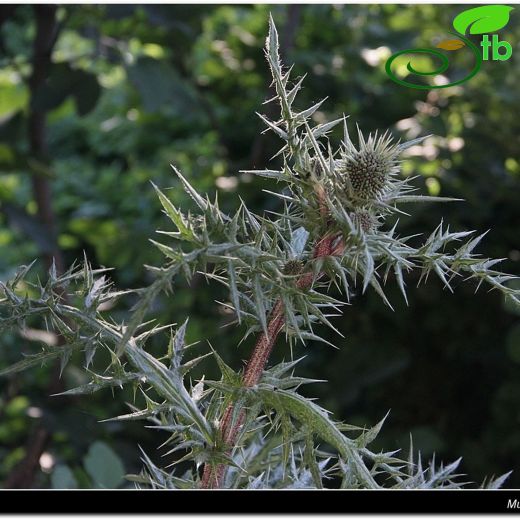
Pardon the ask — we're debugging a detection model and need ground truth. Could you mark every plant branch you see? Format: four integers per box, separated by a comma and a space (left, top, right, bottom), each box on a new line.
201, 230, 344, 488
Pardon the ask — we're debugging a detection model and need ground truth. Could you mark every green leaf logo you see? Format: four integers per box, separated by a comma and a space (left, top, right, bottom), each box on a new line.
453, 5, 514, 35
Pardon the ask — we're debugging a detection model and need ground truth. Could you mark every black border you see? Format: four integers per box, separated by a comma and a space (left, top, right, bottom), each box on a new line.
1, 489, 520, 514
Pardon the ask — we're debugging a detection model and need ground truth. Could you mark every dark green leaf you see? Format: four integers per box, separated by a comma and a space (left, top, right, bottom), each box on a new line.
51, 465, 78, 489
83, 441, 125, 489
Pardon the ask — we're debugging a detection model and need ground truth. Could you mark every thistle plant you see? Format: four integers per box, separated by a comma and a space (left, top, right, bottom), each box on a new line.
1, 17, 518, 490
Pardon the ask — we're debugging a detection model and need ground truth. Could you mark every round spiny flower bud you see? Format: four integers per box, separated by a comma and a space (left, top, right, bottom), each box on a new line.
336, 129, 400, 203
340, 149, 392, 201
351, 209, 377, 233
283, 259, 303, 275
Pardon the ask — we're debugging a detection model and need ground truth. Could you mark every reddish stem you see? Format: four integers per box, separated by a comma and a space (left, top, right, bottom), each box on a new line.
201, 232, 344, 488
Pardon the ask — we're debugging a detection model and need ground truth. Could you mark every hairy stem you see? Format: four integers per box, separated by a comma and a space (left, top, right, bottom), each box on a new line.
201, 231, 344, 488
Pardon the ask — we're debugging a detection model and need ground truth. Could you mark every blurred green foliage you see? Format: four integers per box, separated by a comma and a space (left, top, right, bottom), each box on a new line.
0, 4, 519, 488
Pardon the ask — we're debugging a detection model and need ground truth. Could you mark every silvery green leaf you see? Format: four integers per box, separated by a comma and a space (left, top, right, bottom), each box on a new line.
290, 227, 309, 259
256, 112, 288, 140
54, 370, 139, 396
294, 98, 327, 123
103, 405, 170, 422
125, 344, 212, 442
170, 319, 188, 370
362, 246, 375, 294
59, 348, 72, 377
356, 411, 390, 448
171, 165, 208, 212
253, 275, 268, 333
456, 230, 489, 257
85, 276, 106, 310
315, 116, 345, 136
0, 349, 62, 376
191, 379, 205, 402
180, 352, 212, 376
152, 182, 195, 241
290, 331, 336, 349
10, 260, 37, 288
394, 195, 463, 204
394, 264, 408, 305
482, 471, 512, 489
266, 14, 281, 77
240, 169, 284, 180
210, 346, 240, 386
227, 260, 241, 323
369, 277, 394, 310
256, 387, 379, 488
398, 135, 432, 151
286, 74, 306, 105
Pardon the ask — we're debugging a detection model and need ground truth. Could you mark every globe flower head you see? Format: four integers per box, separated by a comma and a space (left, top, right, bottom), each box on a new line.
336, 125, 401, 205
350, 208, 380, 233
